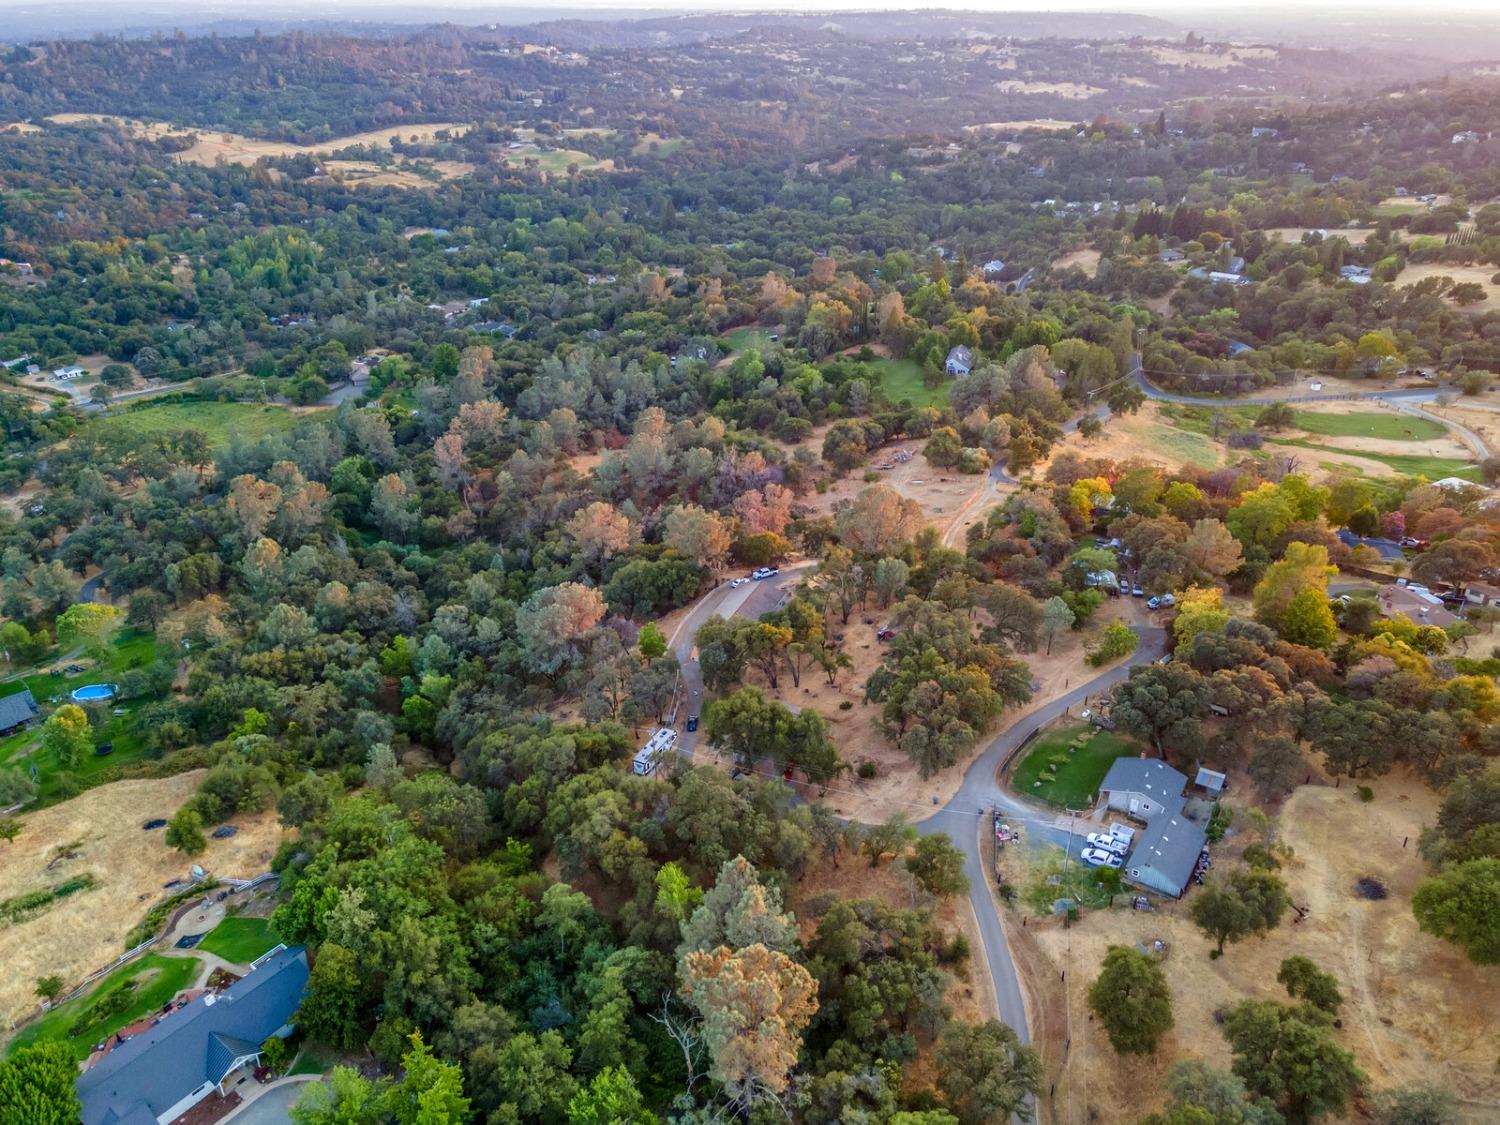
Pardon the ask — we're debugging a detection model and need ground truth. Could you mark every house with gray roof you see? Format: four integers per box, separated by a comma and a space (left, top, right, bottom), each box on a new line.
944, 345, 973, 377
1097, 758, 1187, 822
0, 687, 38, 735
1125, 809, 1208, 899
77, 945, 308, 1125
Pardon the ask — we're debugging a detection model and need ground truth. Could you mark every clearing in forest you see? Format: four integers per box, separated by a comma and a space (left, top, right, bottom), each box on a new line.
84, 400, 311, 451
0, 773, 284, 1033
1005, 773, 1500, 1123
1396, 262, 1500, 308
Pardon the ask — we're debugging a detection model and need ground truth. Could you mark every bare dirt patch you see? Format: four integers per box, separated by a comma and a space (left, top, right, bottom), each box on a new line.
801, 441, 985, 527
1137, 44, 1279, 69
47, 115, 469, 162
1261, 226, 1389, 246
996, 81, 1105, 99
1052, 248, 1101, 278
1007, 773, 1500, 1124
1396, 262, 1500, 309
1044, 401, 1224, 476
0, 773, 286, 1031
962, 119, 1077, 133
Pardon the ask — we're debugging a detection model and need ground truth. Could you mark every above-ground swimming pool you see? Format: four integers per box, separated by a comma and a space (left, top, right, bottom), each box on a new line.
71, 683, 118, 703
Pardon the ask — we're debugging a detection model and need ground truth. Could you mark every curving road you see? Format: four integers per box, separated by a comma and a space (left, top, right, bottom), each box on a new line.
911, 624, 1168, 1044
669, 559, 1168, 1048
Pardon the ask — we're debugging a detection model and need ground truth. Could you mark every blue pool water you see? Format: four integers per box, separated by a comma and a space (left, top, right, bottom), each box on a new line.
71, 683, 117, 703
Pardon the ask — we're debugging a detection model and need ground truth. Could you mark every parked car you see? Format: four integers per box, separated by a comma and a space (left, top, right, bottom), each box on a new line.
1159, 593, 1176, 607
1081, 847, 1124, 868
730, 577, 747, 588
1400, 536, 1430, 550
751, 567, 780, 580
1131, 584, 1144, 598
686, 715, 699, 732
1086, 832, 1128, 856
1118, 577, 1130, 595
142, 818, 168, 830
1146, 596, 1161, 610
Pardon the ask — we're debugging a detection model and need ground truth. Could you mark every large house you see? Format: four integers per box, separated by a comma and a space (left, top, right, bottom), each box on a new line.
944, 345, 973, 377
1097, 758, 1208, 898
1098, 758, 1188, 822
0, 687, 38, 736
77, 946, 309, 1125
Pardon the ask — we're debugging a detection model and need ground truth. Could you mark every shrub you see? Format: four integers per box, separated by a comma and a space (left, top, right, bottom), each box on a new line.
856, 761, 878, 780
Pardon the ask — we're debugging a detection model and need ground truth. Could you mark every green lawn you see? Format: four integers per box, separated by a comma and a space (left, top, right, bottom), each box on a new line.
290, 1043, 342, 1077
196, 917, 281, 965
1290, 411, 1446, 441
867, 357, 951, 409
85, 400, 308, 451
1012, 725, 1141, 810
1272, 439, 1480, 481
722, 326, 780, 354
8, 954, 199, 1060
1, 628, 164, 802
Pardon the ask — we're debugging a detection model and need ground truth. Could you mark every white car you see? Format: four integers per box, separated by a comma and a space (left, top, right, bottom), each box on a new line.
1159, 593, 1176, 608
1081, 847, 1124, 869
1086, 832, 1128, 856
730, 578, 747, 588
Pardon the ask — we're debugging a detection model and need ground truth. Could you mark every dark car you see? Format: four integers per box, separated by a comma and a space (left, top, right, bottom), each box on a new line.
142, 818, 168, 830
94, 741, 114, 756
211, 824, 238, 839
686, 715, 699, 732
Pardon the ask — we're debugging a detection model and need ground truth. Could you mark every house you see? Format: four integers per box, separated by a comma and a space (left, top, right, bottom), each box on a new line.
1207, 271, 1251, 286
1339, 265, 1373, 284
1125, 809, 1208, 899
981, 259, 1006, 276
0, 688, 38, 735
1084, 569, 1118, 593
1250, 126, 1279, 139
52, 365, 86, 380
1, 353, 31, 370
1226, 340, 1255, 358
1452, 130, 1483, 145
944, 345, 974, 378
1225, 255, 1246, 275
1158, 248, 1185, 262
1379, 584, 1457, 628
1098, 758, 1189, 822
77, 945, 309, 1125
1432, 476, 1485, 494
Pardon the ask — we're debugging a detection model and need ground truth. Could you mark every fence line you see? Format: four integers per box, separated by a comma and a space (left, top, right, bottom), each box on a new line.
57, 936, 160, 1005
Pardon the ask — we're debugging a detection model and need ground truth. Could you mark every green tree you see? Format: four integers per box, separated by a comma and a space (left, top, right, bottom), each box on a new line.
566, 1067, 658, 1125
1276, 956, 1342, 1014
1411, 858, 1500, 964
165, 806, 206, 856
1138, 1060, 1283, 1125
1088, 621, 1139, 666
935, 1020, 1041, 1125
54, 601, 123, 659
387, 1031, 471, 1125
1088, 945, 1175, 1054
290, 1066, 389, 1125
33, 976, 62, 1004
1191, 869, 1290, 955
1221, 999, 1365, 1122
906, 834, 970, 898
1370, 1084, 1459, 1125
0, 819, 19, 845
41, 703, 93, 769
0, 1040, 83, 1124
298, 941, 369, 1048
1280, 589, 1336, 648
637, 621, 667, 662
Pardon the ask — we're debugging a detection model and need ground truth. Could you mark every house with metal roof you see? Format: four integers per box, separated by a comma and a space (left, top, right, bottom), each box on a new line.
0, 687, 38, 735
1125, 809, 1208, 899
1097, 758, 1188, 823
77, 946, 308, 1125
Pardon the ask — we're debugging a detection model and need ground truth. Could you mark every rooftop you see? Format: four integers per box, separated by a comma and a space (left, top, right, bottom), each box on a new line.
78, 946, 308, 1125
1099, 757, 1188, 802
1128, 811, 1207, 895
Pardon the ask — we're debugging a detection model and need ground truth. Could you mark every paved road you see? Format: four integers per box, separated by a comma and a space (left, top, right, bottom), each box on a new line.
221, 1077, 321, 1124
911, 625, 1168, 1044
